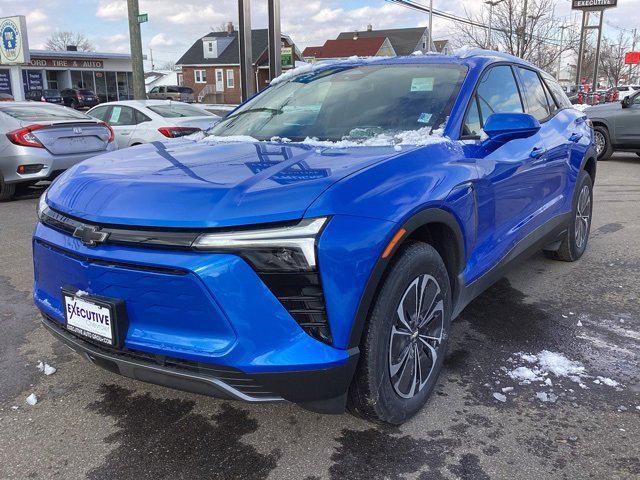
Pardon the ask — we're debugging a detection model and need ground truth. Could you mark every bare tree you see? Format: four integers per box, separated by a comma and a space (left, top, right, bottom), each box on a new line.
159, 60, 177, 71
455, 0, 578, 71
45, 31, 95, 52
600, 31, 630, 87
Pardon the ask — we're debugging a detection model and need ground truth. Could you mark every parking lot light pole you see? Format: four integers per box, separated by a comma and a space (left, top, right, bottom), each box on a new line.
238, 0, 254, 102
268, 0, 282, 81
484, 0, 505, 50
126, 0, 146, 100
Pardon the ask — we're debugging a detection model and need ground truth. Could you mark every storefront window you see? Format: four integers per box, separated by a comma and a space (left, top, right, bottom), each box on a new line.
106, 71, 118, 102
94, 71, 107, 102
117, 72, 129, 100
82, 71, 96, 92
70, 70, 83, 89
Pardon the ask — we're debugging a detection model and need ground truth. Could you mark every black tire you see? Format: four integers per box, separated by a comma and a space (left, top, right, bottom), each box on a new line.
594, 126, 613, 161
71, 100, 78, 110
0, 176, 16, 201
544, 170, 593, 262
348, 242, 452, 424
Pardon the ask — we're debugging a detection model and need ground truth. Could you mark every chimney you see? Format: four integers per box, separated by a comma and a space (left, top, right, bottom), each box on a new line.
367, 24, 373, 32
353, 32, 359, 40
66, 45, 78, 51
227, 22, 234, 35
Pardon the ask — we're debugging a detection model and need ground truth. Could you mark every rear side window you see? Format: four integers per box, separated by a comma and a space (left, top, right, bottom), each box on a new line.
543, 75, 572, 109
89, 105, 109, 121
517, 67, 550, 121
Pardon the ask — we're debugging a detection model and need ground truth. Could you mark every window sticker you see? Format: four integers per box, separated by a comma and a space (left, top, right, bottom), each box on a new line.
109, 106, 122, 123
411, 77, 434, 92
418, 113, 432, 124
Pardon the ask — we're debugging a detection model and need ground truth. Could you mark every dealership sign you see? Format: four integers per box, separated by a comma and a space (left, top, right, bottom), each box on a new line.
572, 0, 617, 9
0, 15, 29, 65
29, 58, 104, 69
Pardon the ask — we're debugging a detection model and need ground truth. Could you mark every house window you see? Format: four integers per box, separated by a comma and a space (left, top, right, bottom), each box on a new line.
226, 69, 234, 88
208, 42, 213, 52
194, 70, 207, 84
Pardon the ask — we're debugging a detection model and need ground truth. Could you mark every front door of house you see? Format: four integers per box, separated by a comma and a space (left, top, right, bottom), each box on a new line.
215, 69, 224, 92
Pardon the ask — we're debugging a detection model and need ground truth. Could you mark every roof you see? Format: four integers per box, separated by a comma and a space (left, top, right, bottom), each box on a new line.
336, 27, 427, 56
303, 37, 388, 59
176, 29, 269, 66
30, 49, 131, 60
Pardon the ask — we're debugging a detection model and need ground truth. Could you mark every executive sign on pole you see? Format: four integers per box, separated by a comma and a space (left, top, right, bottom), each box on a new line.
0, 15, 30, 65
572, 0, 617, 10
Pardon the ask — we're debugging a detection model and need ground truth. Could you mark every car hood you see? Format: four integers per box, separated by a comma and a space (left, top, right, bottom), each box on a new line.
46, 139, 411, 228
585, 102, 622, 116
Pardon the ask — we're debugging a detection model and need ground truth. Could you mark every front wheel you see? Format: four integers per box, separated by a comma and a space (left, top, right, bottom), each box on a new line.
348, 242, 452, 424
544, 170, 593, 262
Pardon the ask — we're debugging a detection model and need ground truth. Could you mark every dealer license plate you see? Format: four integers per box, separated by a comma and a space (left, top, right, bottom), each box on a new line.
63, 290, 115, 346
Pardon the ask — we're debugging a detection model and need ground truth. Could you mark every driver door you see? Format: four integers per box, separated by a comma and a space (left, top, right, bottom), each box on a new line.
614, 92, 640, 147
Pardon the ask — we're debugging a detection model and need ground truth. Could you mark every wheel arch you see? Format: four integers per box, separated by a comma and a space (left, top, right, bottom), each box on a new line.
347, 208, 465, 349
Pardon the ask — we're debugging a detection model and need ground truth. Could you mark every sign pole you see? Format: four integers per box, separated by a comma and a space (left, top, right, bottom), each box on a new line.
592, 10, 604, 91
575, 10, 587, 89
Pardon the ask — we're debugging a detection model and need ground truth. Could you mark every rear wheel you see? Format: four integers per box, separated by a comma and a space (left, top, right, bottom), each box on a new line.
0, 176, 16, 201
348, 242, 452, 424
544, 170, 593, 262
594, 126, 613, 161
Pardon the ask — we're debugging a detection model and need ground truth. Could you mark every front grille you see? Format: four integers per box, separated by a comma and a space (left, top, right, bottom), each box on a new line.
43, 315, 276, 399
259, 272, 332, 344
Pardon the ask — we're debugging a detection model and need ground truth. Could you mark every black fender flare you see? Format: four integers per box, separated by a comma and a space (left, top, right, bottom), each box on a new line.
347, 207, 465, 349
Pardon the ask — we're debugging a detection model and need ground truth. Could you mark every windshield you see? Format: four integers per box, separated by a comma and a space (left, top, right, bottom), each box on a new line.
79, 89, 95, 95
0, 104, 89, 121
148, 104, 214, 118
208, 64, 467, 142
44, 90, 60, 96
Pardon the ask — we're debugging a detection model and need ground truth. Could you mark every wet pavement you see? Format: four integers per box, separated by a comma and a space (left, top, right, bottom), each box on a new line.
0, 155, 638, 479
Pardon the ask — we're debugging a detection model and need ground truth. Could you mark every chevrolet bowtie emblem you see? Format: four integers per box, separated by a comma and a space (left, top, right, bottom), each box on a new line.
73, 225, 109, 247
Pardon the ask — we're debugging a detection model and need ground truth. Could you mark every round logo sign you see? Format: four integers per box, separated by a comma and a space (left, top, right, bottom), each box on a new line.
1, 19, 22, 63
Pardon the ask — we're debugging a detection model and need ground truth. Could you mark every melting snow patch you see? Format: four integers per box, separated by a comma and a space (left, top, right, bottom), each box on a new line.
75, 290, 89, 297
536, 392, 558, 403
501, 387, 514, 393
493, 393, 507, 403
596, 376, 619, 387
36, 361, 56, 375
536, 350, 585, 378
26, 394, 38, 406
576, 320, 583, 327
508, 366, 543, 383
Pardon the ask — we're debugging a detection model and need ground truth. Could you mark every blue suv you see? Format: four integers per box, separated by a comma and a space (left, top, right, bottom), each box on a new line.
33, 51, 596, 424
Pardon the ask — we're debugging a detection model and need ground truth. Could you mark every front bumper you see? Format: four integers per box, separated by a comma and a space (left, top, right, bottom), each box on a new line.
33, 222, 359, 411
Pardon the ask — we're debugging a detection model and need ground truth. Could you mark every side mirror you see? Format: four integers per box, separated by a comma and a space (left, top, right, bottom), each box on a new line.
482, 113, 541, 146
621, 97, 632, 108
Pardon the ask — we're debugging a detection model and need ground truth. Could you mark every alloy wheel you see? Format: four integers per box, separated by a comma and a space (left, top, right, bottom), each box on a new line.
594, 131, 606, 156
575, 185, 591, 250
388, 274, 444, 399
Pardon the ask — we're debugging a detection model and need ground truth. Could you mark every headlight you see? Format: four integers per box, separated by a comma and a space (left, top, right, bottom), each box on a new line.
37, 191, 48, 219
193, 217, 328, 272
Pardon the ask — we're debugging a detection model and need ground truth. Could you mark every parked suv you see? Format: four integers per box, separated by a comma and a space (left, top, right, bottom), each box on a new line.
34, 51, 596, 424
25, 89, 63, 104
147, 85, 195, 103
61, 88, 100, 109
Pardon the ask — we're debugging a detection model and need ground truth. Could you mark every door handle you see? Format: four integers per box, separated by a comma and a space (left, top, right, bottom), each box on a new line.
530, 147, 545, 159
569, 133, 583, 143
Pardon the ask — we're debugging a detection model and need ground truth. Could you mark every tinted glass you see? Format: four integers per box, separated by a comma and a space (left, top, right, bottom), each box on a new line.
134, 109, 151, 123
79, 89, 95, 95
148, 104, 214, 118
463, 97, 482, 137
543, 74, 572, 109
167, 87, 179, 93
88, 105, 109, 121
107, 106, 136, 125
476, 65, 523, 121
208, 64, 468, 142
517, 68, 550, 120
178, 87, 193, 93
0, 104, 88, 121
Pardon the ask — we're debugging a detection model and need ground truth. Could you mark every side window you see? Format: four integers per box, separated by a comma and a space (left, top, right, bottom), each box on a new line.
89, 105, 109, 121
517, 67, 550, 121
149, 87, 159, 94
463, 65, 523, 137
543, 75, 572, 109
134, 109, 151, 123
476, 65, 523, 120
107, 106, 136, 126
542, 81, 557, 115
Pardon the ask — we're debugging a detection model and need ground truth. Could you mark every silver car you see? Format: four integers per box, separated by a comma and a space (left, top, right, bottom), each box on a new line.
0, 102, 115, 201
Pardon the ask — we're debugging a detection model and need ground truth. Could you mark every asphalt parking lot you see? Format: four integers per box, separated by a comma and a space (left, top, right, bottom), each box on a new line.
0, 154, 638, 480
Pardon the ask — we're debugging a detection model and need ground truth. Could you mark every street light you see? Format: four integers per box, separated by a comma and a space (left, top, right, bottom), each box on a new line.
484, 0, 504, 50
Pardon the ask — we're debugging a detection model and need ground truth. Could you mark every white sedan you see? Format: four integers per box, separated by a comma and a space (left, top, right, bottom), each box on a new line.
87, 100, 219, 149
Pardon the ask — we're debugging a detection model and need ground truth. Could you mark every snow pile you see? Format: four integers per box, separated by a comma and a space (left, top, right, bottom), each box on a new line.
595, 376, 619, 387
26, 394, 38, 406
75, 290, 89, 297
508, 366, 543, 383
535, 391, 558, 403
199, 135, 259, 145
37, 361, 56, 376
493, 392, 507, 403
536, 351, 586, 378
299, 127, 447, 149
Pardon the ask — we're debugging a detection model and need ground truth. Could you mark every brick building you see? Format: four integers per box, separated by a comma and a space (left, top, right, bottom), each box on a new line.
176, 23, 301, 104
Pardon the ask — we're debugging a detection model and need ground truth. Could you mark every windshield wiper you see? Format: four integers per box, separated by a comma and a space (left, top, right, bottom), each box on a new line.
224, 107, 283, 121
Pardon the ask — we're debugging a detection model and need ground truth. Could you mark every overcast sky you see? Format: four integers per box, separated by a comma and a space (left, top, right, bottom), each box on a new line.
1, 0, 638, 67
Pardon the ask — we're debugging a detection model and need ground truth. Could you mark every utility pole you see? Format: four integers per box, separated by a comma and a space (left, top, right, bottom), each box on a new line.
149, 48, 154, 71
267, 0, 282, 81
484, 0, 505, 50
238, 0, 254, 102
427, 0, 433, 52
127, 0, 146, 99
556, 24, 569, 81
630, 28, 638, 84
592, 10, 604, 91
575, 11, 588, 88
